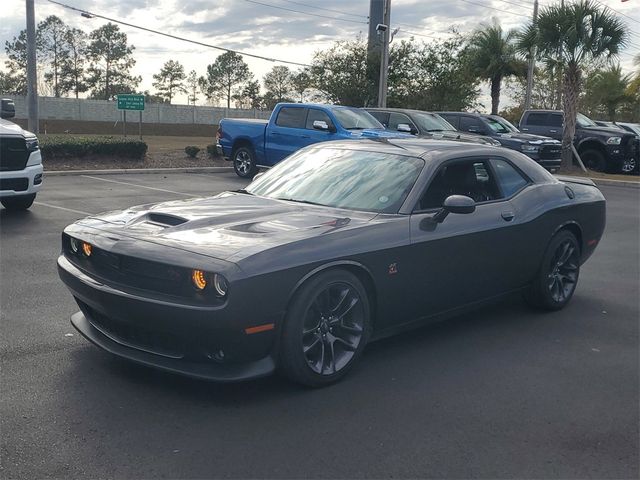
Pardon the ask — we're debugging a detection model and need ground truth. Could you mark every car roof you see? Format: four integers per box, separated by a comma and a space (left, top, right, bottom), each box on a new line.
307, 137, 497, 158
365, 107, 440, 115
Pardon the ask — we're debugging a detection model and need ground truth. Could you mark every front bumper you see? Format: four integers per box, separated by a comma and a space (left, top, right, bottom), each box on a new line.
0, 161, 43, 198
58, 255, 278, 382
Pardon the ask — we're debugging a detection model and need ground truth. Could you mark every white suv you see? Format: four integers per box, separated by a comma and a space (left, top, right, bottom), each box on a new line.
1, 99, 43, 210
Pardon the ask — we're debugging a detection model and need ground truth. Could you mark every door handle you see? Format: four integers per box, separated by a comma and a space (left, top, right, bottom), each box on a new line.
521, 128, 529, 131
549, 129, 558, 133
501, 211, 515, 222
270, 131, 281, 136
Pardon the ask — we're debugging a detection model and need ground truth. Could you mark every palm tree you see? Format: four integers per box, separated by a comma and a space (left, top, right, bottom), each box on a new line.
519, 0, 627, 170
467, 23, 525, 115
583, 64, 630, 121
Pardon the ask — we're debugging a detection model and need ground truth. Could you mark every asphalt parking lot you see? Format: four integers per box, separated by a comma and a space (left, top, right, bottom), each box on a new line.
1, 171, 638, 479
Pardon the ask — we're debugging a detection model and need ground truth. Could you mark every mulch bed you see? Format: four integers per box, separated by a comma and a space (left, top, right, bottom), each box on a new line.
43, 151, 229, 171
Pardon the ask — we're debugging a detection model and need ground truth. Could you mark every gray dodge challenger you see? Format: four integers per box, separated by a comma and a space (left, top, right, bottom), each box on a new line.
58, 138, 606, 387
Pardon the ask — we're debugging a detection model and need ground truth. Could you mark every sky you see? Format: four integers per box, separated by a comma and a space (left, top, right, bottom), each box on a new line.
1, 0, 639, 110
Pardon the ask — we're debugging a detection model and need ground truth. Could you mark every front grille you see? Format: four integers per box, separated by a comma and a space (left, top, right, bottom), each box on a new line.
0, 137, 29, 171
539, 144, 562, 160
0, 177, 28, 191
81, 301, 186, 358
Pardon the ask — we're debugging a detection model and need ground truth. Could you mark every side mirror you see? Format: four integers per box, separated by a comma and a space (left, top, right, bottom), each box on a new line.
1, 98, 16, 119
396, 123, 414, 133
431, 195, 475, 223
313, 120, 330, 131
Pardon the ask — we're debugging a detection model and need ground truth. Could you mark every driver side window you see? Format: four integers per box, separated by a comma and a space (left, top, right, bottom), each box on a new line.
419, 160, 501, 210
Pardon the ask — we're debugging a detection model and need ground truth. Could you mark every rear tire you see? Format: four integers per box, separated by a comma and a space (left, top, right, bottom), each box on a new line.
580, 149, 607, 173
232, 146, 258, 179
279, 269, 371, 387
1, 194, 36, 211
524, 230, 580, 311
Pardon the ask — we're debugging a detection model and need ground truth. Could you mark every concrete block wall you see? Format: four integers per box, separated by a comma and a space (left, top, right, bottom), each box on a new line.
5, 95, 271, 125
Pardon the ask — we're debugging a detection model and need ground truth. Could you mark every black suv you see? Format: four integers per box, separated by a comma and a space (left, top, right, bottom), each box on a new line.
437, 112, 562, 171
365, 108, 500, 146
519, 110, 639, 174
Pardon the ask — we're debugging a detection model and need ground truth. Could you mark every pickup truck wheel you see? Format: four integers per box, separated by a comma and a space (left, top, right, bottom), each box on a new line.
1, 194, 36, 211
580, 149, 607, 172
232, 146, 258, 179
621, 157, 637, 175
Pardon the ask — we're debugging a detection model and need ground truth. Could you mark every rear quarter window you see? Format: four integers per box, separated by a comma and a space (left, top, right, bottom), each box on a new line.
490, 158, 529, 197
525, 112, 548, 126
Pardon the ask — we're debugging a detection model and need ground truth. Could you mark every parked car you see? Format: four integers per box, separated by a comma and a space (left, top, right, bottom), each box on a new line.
216, 103, 405, 178
0, 98, 43, 210
437, 111, 562, 171
59, 138, 605, 387
593, 120, 623, 129
616, 122, 640, 137
365, 107, 500, 146
519, 110, 639, 174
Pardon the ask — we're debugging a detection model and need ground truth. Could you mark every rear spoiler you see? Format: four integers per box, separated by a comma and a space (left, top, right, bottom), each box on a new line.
555, 175, 597, 187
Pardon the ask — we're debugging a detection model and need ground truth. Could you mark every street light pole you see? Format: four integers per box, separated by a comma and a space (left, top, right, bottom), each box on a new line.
26, 0, 38, 133
524, 0, 539, 111
377, 0, 391, 108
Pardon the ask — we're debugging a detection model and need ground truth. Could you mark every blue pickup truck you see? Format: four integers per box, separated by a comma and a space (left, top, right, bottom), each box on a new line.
216, 103, 405, 177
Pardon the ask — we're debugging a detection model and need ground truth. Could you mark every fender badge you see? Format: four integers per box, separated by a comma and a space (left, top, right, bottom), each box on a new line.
388, 263, 398, 275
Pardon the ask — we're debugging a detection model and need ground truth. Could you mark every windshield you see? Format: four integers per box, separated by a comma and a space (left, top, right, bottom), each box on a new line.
485, 117, 517, 134
577, 113, 597, 127
411, 112, 456, 132
331, 107, 384, 130
246, 147, 424, 214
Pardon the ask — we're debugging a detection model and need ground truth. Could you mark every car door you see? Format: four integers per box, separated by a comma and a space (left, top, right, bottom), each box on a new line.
521, 112, 559, 139
399, 157, 532, 323
546, 113, 564, 140
265, 106, 308, 164
459, 116, 488, 136
387, 112, 418, 135
302, 108, 341, 146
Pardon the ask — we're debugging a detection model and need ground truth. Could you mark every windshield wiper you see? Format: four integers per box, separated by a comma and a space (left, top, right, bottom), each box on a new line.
276, 198, 326, 207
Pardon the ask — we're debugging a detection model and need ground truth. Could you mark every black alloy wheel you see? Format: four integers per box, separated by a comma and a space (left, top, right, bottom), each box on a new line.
1, 193, 36, 211
621, 156, 637, 175
232, 146, 258, 178
525, 230, 580, 310
280, 270, 370, 387
580, 149, 607, 172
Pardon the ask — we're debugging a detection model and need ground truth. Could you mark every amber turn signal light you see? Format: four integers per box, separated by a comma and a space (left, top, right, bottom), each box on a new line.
82, 242, 92, 256
192, 269, 207, 290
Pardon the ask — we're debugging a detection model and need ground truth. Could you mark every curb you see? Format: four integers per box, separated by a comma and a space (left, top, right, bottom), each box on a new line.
590, 178, 640, 188
44, 166, 233, 176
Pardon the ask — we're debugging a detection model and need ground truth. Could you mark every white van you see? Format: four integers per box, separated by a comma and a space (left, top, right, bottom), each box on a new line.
0, 99, 43, 210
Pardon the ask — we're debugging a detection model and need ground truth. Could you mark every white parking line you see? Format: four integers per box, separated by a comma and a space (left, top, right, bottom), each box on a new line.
34, 201, 92, 216
81, 175, 198, 197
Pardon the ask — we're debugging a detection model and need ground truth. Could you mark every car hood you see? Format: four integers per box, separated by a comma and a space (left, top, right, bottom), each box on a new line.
0, 118, 31, 136
496, 132, 560, 143
75, 192, 376, 263
580, 125, 634, 138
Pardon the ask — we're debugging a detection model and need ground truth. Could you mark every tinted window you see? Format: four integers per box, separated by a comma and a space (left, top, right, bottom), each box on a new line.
490, 158, 528, 197
247, 148, 424, 214
275, 107, 307, 128
459, 116, 484, 133
419, 160, 501, 210
412, 113, 456, 132
331, 107, 382, 129
388, 113, 416, 132
549, 114, 563, 127
440, 114, 459, 128
525, 112, 548, 126
305, 109, 333, 130
368, 111, 389, 126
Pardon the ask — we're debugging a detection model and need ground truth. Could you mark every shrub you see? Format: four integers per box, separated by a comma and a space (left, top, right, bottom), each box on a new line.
206, 144, 218, 157
185, 146, 201, 158
41, 136, 147, 159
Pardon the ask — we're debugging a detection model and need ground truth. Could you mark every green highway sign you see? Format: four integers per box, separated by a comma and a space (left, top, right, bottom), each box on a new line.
117, 94, 145, 111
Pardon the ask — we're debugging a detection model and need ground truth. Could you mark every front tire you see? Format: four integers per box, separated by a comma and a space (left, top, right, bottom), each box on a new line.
1, 194, 36, 211
580, 149, 607, 173
279, 269, 371, 387
232, 146, 258, 179
524, 230, 580, 310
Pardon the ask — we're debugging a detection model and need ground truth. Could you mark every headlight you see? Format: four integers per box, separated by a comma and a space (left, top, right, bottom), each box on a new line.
81, 242, 92, 257
213, 274, 229, 297
606, 137, 622, 145
521, 144, 539, 153
70, 237, 80, 253
25, 136, 39, 152
192, 269, 208, 290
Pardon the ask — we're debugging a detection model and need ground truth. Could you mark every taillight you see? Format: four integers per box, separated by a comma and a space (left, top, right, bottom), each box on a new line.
216, 127, 222, 141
